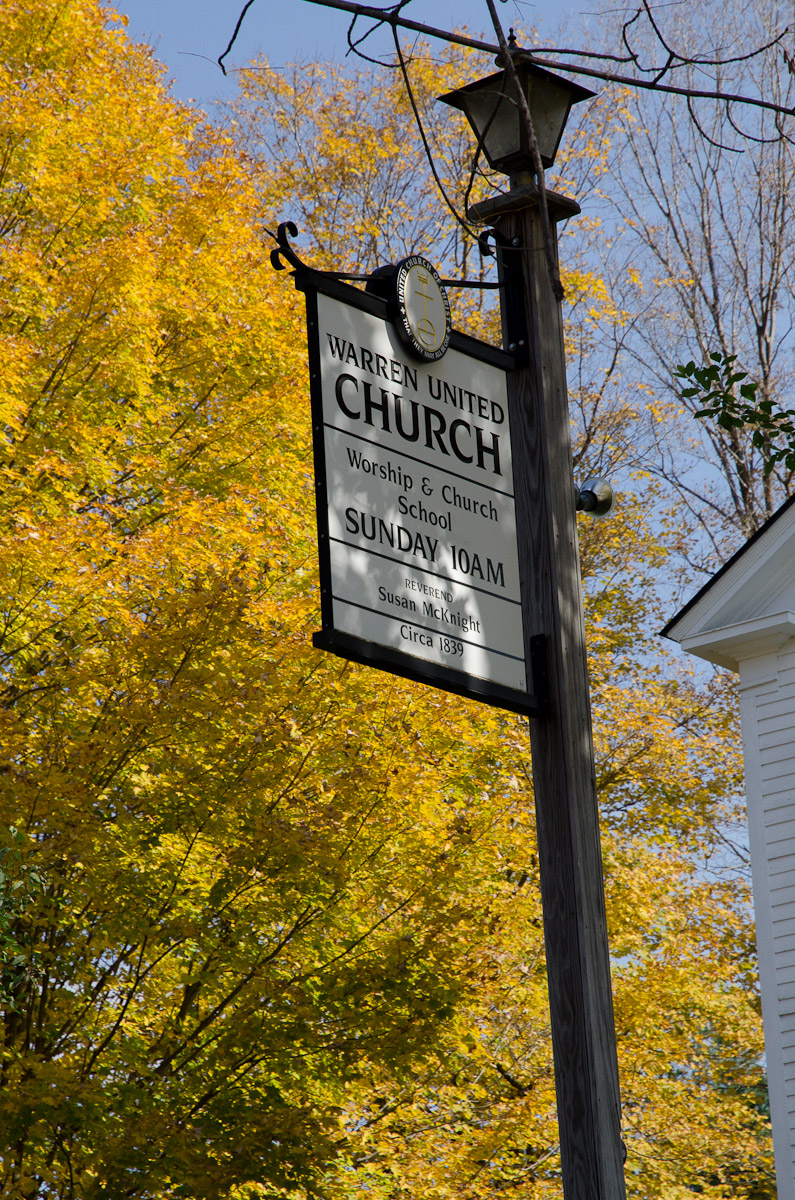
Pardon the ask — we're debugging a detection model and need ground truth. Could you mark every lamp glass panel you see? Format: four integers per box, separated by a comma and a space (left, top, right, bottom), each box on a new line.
523, 74, 572, 164
460, 83, 519, 169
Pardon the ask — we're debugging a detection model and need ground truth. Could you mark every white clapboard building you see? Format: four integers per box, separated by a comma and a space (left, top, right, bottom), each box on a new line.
664, 492, 795, 1200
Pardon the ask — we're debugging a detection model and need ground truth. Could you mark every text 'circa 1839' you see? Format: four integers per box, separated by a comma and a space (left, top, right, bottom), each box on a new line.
311, 290, 527, 696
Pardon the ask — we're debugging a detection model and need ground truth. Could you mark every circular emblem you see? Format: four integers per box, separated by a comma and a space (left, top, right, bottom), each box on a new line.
392, 256, 451, 362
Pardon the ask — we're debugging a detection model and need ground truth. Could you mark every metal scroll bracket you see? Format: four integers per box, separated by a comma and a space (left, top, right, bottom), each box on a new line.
268, 220, 503, 293
270, 220, 310, 274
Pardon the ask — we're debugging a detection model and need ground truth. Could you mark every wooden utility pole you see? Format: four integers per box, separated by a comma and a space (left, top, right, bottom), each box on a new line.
470, 184, 627, 1200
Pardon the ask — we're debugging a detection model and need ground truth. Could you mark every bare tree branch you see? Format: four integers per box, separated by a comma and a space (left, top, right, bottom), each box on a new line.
296, 0, 795, 117
217, 0, 257, 75
219, 0, 795, 120
389, 30, 479, 240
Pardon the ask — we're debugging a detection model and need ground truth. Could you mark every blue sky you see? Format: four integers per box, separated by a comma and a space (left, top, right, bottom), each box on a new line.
119, 0, 598, 107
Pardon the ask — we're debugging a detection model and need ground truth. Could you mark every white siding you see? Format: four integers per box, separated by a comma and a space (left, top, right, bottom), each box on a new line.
740, 641, 795, 1200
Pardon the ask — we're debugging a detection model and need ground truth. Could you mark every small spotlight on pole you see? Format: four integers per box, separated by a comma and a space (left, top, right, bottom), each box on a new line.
577, 476, 616, 519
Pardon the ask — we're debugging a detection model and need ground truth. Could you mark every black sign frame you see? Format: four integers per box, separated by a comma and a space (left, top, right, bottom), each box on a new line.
296, 267, 548, 718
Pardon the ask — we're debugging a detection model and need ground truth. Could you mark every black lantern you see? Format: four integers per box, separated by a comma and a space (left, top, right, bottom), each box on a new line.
438, 55, 594, 174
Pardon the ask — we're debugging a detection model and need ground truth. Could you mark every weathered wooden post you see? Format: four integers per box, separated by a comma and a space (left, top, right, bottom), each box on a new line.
497, 185, 625, 1200
443, 54, 627, 1199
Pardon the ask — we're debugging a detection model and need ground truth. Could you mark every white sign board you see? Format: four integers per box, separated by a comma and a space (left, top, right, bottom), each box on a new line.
301, 276, 538, 715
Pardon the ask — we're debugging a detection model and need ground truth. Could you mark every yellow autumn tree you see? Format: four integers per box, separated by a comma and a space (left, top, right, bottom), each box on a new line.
0, 4, 773, 1199
0, 3, 510, 1192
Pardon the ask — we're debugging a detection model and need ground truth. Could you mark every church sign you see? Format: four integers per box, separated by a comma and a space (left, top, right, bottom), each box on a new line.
297, 265, 543, 716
